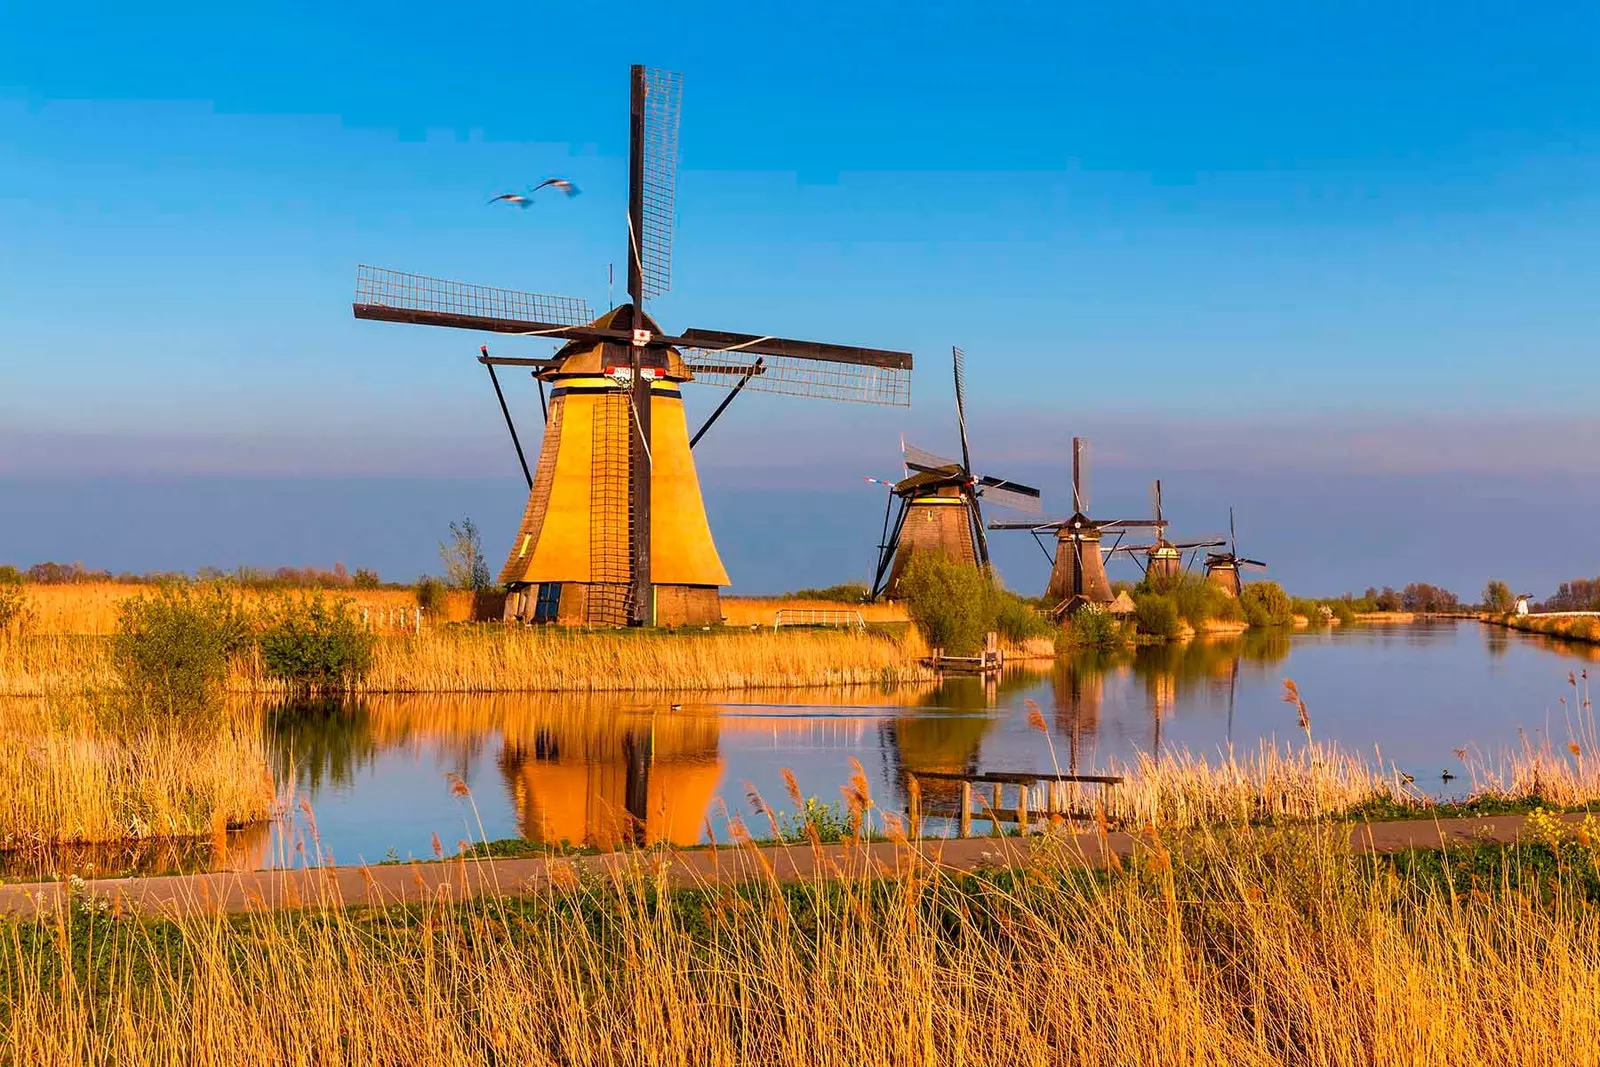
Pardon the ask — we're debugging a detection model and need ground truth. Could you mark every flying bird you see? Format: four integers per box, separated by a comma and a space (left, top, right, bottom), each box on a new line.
487, 178, 582, 208
532, 178, 581, 197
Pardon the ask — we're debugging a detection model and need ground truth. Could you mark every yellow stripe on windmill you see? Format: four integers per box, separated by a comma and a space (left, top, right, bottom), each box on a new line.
351, 66, 913, 627
867, 346, 1042, 601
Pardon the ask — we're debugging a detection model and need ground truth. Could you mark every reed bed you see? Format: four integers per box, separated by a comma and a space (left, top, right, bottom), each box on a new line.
17, 582, 475, 636
1101, 739, 1405, 830
238, 626, 933, 694
1500, 613, 1600, 647
0, 697, 274, 850
10, 821, 1600, 1064
0, 635, 118, 696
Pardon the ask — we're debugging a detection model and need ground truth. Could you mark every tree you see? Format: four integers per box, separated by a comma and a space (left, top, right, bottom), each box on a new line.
1401, 582, 1459, 614
1374, 586, 1403, 612
440, 518, 491, 592
1240, 581, 1294, 627
1482, 579, 1515, 614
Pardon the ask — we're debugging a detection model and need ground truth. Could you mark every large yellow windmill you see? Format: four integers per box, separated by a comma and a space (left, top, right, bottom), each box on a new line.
352, 66, 913, 626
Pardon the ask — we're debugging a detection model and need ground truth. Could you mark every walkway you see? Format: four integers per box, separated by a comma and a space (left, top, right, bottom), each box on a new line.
0, 813, 1569, 919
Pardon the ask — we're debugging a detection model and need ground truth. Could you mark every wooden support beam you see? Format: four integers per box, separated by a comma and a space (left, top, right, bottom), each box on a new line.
959, 781, 973, 839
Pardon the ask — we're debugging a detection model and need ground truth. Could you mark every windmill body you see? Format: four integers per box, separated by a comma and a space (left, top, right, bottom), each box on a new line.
351, 66, 912, 626
870, 347, 1040, 601
991, 437, 1161, 618
1203, 507, 1268, 598
496, 306, 727, 625
1102, 481, 1226, 591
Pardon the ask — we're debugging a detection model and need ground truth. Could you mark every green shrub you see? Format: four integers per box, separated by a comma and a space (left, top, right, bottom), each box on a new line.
779, 798, 852, 844
0, 569, 29, 635
1241, 581, 1294, 628
1211, 592, 1244, 623
786, 582, 871, 603
258, 593, 376, 693
993, 589, 1054, 643
1064, 605, 1123, 648
1133, 593, 1182, 640
898, 554, 994, 657
113, 583, 252, 717
1327, 599, 1357, 625
352, 568, 382, 590
1170, 575, 1238, 630
414, 576, 449, 614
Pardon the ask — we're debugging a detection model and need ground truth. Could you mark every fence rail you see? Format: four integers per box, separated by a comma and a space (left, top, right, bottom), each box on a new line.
772, 608, 867, 631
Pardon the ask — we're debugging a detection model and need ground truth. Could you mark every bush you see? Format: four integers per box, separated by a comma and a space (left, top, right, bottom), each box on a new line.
1327, 599, 1357, 625
1169, 575, 1238, 630
1133, 593, 1182, 640
415, 576, 449, 615
993, 589, 1054, 643
786, 583, 871, 603
113, 583, 252, 717
0, 568, 30, 635
1241, 581, 1294, 628
353, 568, 382, 589
257, 593, 376, 693
1064, 605, 1123, 649
898, 554, 995, 657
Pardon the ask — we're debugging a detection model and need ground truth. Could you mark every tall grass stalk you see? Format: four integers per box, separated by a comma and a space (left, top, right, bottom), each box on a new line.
9, 821, 1600, 1064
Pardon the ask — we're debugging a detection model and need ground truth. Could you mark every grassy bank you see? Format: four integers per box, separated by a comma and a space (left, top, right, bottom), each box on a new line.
12, 820, 1600, 1064
0, 627, 933, 696
1496, 613, 1600, 646
0, 697, 274, 851
14, 581, 476, 635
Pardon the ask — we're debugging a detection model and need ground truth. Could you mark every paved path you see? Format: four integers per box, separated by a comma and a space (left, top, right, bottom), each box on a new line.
0, 813, 1569, 919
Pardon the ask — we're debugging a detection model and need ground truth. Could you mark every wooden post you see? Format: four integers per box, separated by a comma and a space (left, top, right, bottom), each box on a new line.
991, 783, 1005, 836
415, 607, 422, 637
1017, 785, 1030, 836
959, 781, 973, 838
908, 776, 922, 840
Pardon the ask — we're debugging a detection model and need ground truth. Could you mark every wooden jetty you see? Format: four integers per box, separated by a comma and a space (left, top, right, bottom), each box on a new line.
906, 768, 1124, 838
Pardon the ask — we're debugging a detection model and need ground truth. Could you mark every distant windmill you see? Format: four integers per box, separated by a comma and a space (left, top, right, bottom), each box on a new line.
869, 346, 1041, 600
1203, 508, 1268, 597
1104, 480, 1225, 589
990, 437, 1162, 618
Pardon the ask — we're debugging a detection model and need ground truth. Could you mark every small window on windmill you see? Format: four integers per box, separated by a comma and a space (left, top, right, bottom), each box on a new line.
518, 534, 532, 559
534, 583, 562, 623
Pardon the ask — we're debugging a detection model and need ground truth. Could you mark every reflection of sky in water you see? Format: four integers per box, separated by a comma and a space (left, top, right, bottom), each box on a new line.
267, 623, 1597, 869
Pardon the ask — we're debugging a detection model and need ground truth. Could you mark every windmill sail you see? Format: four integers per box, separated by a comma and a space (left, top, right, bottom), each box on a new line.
685, 349, 910, 406
977, 476, 1042, 514
354, 265, 593, 332
639, 67, 682, 299
900, 440, 961, 473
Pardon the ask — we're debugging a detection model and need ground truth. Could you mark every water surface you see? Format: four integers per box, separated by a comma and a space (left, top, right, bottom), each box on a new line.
257, 621, 1594, 868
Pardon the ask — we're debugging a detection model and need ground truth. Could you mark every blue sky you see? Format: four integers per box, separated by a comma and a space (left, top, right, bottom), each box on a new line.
3, 2, 1599, 594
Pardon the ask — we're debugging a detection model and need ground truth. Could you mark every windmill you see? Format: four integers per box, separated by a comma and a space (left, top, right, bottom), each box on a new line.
1203, 508, 1268, 598
990, 437, 1163, 618
868, 346, 1041, 600
1103, 480, 1226, 591
351, 66, 913, 627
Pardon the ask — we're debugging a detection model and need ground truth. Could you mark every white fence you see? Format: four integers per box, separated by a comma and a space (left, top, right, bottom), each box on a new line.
772, 608, 867, 632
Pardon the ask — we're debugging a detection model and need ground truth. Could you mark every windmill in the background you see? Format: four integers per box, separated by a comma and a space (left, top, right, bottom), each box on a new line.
1204, 507, 1268, 597
868, 346, 1041, 600
351, 66, 913, 627
1104, 480, 1225, 590
991, 437, 1162, 618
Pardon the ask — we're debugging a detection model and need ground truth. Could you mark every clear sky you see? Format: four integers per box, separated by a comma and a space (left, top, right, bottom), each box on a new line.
3, 2, 1598, 595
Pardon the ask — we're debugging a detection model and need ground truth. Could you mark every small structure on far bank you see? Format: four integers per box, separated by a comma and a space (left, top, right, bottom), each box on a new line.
869, 346, 1040, 601
1515, 594, 1533, 616
1204, 507, 1269, 598
991, 436, 1162, 619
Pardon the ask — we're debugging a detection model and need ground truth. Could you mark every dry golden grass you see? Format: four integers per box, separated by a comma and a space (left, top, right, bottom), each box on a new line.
20, 582, 475, 636
719, 596, 909, 627
10, 821, 1600, 1064
1, 624, 931, 696
333, 626, 933, 694
1501, 613, 1600, 647
0, 697, 274, 849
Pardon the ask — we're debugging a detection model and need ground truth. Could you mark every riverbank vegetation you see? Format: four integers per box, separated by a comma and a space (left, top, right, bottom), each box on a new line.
11, 806, 1600, 1063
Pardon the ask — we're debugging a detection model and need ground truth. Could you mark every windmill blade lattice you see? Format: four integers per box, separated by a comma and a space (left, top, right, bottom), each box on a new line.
684, 350, 911, 406
978, 477, 1042, 515
354, 265, 594, 331
900, 439, 961, 472
640, 67, 683, 299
